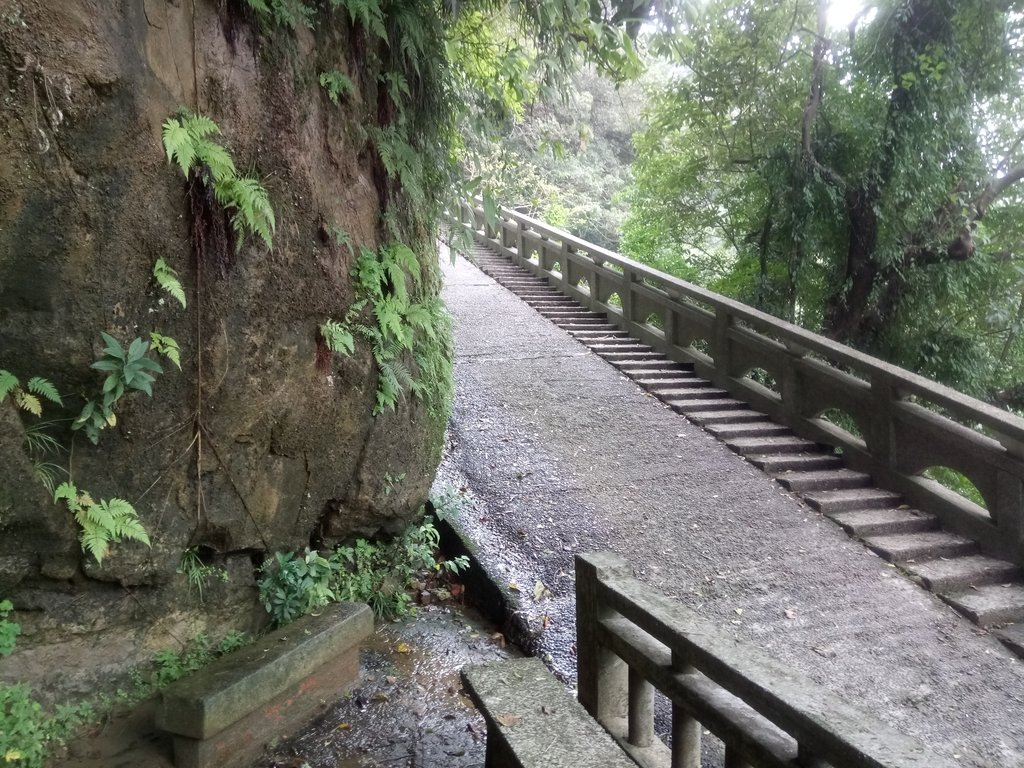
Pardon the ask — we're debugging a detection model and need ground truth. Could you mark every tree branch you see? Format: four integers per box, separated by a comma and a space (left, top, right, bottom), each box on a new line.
800, 0, 846, 189
976, 163, 1024, 218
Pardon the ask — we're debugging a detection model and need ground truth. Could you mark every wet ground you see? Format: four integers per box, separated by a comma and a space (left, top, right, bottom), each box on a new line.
256, 604, 516, 768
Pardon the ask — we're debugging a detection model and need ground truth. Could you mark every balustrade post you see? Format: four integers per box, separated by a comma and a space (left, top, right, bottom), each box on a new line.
627, 668, 655, 747
994, 470, 1024, 562
869, 372, 897, 468
560, 241, 571, 292
575, 553, 630, 726
622, 268, 637, 328
781, 342, 807, 420
670, 650, 700, 768
515, 222, 526, 268
713, 310, 734, 378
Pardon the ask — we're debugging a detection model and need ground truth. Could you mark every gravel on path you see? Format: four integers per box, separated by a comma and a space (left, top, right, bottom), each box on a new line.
437, 245, 1024, 768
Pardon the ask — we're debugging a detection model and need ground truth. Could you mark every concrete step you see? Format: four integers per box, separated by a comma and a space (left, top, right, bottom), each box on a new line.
615, 360, 691, 373
640, 378, 705, 391
774, 468, 872, 493
903, 555, 1020, 592
826, 507, 938, 537
706, 421, 791, 440
746, 452, 845, 472
668, 398, 751, 414
803, 488, 902, 513
567, 330, 632, 339
941, 583, 1024, 627
537, 309, 598, 317
725, 435, 821, 456
862, 531, 978, 562
552, 318, 609, 326
580, 338, 651, 348
524, 299, 579, 307
992, 624, 1024, 658
688, 410, 769, 426
660, 388, 733, 401
623, 371, 695, 383
599, 351, 667, 362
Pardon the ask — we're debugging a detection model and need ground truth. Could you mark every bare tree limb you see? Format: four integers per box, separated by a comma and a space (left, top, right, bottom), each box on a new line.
800, 0, 846, 188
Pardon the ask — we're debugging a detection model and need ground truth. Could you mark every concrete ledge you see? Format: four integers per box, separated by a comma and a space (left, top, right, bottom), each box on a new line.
156, 603, 372, 767
461, 657, 636, 768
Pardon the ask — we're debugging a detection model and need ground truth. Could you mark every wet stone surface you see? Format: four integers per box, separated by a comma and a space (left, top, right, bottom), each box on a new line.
256, 605, 517, 768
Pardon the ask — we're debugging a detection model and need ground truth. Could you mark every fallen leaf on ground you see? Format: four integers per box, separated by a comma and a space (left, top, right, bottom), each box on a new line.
335, 723, 351, 731
784, 609, 796, 619
508, 581, 520, 592
496, 713, 522, 727
396, 642, 412, 654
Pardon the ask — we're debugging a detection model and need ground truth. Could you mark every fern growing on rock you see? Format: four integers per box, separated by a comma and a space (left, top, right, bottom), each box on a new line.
162, 110, 275, 273
0, 371, 61, 417
54, 481, 150, 564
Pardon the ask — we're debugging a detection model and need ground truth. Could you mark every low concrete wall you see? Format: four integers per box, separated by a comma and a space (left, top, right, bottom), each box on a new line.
156, 603, 372, 768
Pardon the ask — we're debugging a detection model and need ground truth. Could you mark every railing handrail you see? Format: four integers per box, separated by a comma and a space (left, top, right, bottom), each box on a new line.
452, 198, 1024, 565
479, 201, 1024, 448
576, 552, 962, 768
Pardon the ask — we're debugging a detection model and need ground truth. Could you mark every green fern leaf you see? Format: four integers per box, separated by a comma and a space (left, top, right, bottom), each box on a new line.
26, 376, 62, 406
0, 370, 19, 402
198, 140, 237, 182
79, 525, 110, 564
389, 243, 422, 286
150, 332, 182, 369
153, 258, 187, 308
184, 113, 220, 142
54, 481, 78, 505
162, 117, 195, 176
320, 320, 355, 356
14, 390, 42, 417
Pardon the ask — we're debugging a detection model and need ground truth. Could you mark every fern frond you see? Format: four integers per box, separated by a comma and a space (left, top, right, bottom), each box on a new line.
389, 243, 422, 286
79, 525, 111, 564
199, 140, 237, 183
153, 258, 187, 308
150, 332, 182, 369
386, 262, 409, 305
320, 320, 355, 356
14, 391, 42, 417
184, 113, 220, 142
162, 117, 195, 176
26, 376, 62, 406
0, 370, 19, 401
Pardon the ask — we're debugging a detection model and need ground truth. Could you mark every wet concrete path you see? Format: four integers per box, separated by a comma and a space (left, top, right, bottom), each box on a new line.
436, 244, 1024, 767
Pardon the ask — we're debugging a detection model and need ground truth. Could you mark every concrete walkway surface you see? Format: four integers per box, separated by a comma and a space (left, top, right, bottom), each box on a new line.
436, 244, 1024, 768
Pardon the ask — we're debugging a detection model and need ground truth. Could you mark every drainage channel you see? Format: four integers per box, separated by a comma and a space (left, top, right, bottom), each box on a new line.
465, 243, 1024, 658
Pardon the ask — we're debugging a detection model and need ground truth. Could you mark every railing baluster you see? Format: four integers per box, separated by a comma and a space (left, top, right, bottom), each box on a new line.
671, 650, 700, 768
627, 668, 655, 747
576, 554, 629, 725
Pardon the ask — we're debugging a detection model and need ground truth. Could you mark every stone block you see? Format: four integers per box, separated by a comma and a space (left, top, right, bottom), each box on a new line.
157, 602, 371, 743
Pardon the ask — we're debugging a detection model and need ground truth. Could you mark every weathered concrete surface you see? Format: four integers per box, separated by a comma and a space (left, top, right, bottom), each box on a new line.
462, 657, 636, 768
157, 603, 372, 741
438, 247, 1024, 768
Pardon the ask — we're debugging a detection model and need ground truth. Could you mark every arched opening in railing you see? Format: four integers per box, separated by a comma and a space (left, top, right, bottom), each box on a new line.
690, 337, 713, 360
921, 466, 989, 513
741, 367, 780, 396
575, 276, 591, 296
812, 408, 867, 452
644, 313, 663, 331
602, 291, 622, 308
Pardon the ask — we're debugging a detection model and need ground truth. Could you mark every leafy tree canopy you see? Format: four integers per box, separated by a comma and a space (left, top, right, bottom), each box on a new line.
624, 0, 1024, 406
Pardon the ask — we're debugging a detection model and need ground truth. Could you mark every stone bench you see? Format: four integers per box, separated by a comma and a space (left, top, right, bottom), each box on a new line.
155, 602, 372, 768
461, 657, 637, 768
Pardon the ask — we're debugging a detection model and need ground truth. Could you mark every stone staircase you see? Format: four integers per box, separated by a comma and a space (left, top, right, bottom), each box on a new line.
467, 245, 1024, 658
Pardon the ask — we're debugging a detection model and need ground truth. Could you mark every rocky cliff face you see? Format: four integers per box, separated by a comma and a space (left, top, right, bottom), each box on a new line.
0, 0, 448, 698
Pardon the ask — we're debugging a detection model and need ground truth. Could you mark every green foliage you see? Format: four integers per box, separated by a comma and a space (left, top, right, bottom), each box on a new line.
178, 548, 230, 602
258, 549, 337, 626
258, 516, 468, 625
73, 333, 165, 444
162, 111, 276, 251
149, 631, 251, 688
319, 70, 354, 104
149, 332, 182, 370
624, 0, 1024, 407
0, 600, 20, 658
0, 683, 44, 768
243, 0, 315, 29
319, 320, 355, 356
53, 481, 150, 564
153, 258, 186, 308
0, 370, 61, 418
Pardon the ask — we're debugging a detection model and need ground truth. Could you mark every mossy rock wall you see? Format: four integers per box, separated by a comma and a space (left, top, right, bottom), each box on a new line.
0, 0, 448, 698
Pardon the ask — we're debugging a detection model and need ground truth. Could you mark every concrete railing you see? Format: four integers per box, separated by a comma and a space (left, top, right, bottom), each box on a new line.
576, 552, 960, 768
451, 201, 1024, 564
